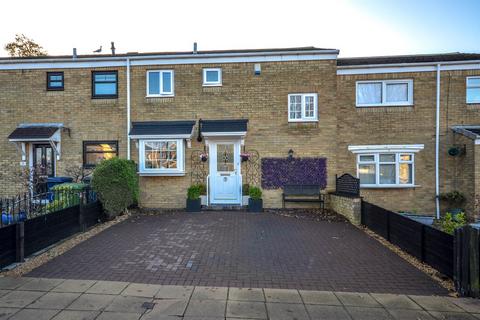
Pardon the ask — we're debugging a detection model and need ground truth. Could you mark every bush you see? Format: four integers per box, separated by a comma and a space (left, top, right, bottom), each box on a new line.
249, 186, 262, 200
440, 212, 467, 235
91, 158, 139, 219
198, 184, 207, 196
187, 185, 202, 200
242, 184, 250, 196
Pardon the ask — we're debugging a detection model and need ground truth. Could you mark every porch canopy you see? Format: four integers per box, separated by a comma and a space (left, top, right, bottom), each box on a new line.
199, 119, 248, 138
129, 120, 196, 139
452, 126, 480, 141
8, 123, 64, 160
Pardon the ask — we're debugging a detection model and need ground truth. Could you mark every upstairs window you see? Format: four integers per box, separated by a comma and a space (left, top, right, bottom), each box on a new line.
47, 72, 64, 91
288, 93, 318, 122
147, 70, 174, 97
203, 68, 222, 86
467, 77, 480, 104
356, 80, 413, 107
92, 71, 118, 98
83, 141, 118, 168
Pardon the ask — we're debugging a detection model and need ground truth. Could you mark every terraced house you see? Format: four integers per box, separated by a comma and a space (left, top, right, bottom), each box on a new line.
1, 46, 480, 219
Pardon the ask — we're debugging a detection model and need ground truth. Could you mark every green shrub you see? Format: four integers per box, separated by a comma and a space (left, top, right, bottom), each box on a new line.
440, 212, 467, 235
44, 199, 68, 213
249, 186, 262, 200
187, 185, 202, 200
439, 191, 466, 205
91, 158, 139, 219
242, 184, 250, 196
198, 184, 207, 196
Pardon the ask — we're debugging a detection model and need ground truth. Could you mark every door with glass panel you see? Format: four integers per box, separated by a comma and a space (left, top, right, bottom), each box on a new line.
209, 141, 241, 204
33, 144, 55, 194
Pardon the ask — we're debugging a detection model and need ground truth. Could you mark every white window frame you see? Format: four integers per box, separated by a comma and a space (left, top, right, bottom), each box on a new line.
146, 70, 174, 97
287, 93, 318, 122
356, 79, 413, 107
356, 153, 415, 188
138, 139, 184, 176
203, 68, 222, 86
467, 76, 480, 104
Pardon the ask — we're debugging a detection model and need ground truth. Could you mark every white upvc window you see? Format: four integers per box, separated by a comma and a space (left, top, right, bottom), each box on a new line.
146, 70, 174, 97
288, 93, 318, 122
467, 77, 480, 104
203, 68, 222, 86
356, 79, 413, 107
139, 139, 184, 175
357, 153, 414, 187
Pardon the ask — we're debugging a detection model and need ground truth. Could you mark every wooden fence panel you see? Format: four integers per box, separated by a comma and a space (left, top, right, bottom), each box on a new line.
24, 205, 80, 256
82, 201, 103, 228
0, 224, 16, 268
362, 201, 389, 239
424, 226, 454, 278
362, 200, 454, 279
389, 213, 423, 259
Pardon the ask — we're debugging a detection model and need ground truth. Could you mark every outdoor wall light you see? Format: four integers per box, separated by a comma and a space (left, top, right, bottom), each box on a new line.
288, 149, 294, 159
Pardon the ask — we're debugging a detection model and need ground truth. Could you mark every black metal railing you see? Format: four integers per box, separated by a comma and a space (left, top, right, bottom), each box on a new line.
334, 173, 360, 197
0, 187, 96, 228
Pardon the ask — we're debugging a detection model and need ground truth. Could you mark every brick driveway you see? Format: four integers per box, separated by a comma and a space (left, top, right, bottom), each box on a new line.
28, 212, 447, 295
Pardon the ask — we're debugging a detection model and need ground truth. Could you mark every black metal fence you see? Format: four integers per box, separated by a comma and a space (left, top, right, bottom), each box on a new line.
0, 188, 103, 269
362, 201, 454, 278
0, 188, 97, 228
334, 174, 360, 197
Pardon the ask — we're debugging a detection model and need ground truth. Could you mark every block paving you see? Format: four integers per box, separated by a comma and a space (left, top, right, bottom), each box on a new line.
28, 212, 446, 295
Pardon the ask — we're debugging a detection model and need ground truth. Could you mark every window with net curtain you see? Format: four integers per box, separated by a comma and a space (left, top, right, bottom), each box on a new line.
357, 80, 412, 106
358, 153, 413, 186
139, 139, 184, 175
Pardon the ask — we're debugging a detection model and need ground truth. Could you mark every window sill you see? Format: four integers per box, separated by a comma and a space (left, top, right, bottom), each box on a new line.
356, 104, 413, 108
203, 83, 222, 87
361, 185, 420, 189
288, 119, 319, 123
138, 172, 185, 177
146, 95, 174, 98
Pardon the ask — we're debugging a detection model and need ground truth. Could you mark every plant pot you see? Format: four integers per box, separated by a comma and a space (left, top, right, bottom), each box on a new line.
248, 198, 263, 213
449, 208, 464, 216
241, 155, 250, 162
186, 198, 201, 212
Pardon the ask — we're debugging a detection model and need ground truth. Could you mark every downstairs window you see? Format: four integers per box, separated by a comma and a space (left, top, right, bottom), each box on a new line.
139, 139, 184, 175
357, 153, 414, 187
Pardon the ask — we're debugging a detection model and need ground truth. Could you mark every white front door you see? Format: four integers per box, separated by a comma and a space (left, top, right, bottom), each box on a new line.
209, 140, 241, 204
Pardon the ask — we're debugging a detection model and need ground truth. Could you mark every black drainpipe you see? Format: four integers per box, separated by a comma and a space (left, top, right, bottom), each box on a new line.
197, 119, 203, 142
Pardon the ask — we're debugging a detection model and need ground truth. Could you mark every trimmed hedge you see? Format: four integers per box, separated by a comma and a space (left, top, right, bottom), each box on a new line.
91, 158, 139, 219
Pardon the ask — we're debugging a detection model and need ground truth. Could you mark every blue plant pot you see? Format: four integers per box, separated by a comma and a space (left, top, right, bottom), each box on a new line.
18, 211, 27, 222
1, 212, 13, 225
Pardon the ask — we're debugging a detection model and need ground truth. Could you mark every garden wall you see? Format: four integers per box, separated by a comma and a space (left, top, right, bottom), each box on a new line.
329, 194, 361, 225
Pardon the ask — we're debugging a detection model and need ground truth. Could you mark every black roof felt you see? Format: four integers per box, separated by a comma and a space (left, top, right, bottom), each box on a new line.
337, 53, 480, 66
200, 119, 248, 133
129, 121, 195, 136
8, 126, 59, 140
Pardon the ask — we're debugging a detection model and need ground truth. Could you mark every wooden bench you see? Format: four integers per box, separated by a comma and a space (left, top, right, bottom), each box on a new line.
282, 184, 325, 212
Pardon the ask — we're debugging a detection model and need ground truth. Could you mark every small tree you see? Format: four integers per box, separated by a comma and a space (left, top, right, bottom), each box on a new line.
64, 164, 92, 183
4, 34, 47, 57
91, 158, 139, 219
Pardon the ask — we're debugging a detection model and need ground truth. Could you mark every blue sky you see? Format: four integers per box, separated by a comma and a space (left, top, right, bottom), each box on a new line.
0, 0, 478, 57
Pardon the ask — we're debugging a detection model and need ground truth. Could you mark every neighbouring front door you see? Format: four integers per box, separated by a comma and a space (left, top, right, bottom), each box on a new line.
209, 141, 241, 204
33, 144, 55, 194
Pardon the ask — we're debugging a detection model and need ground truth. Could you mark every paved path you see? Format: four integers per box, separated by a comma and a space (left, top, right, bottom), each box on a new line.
0, 277, 477, 320
29, 212, 447, 295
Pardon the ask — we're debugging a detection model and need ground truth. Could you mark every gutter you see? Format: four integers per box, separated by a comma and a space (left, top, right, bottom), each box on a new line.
435, 64, 441, 219
337, 59, 480, 69
0, 49, 340, 65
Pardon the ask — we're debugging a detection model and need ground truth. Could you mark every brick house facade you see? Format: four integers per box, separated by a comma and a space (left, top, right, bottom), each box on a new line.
1, 47, 480, 218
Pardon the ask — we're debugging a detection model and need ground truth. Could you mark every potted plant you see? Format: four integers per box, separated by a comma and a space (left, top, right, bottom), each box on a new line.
439, 190, 466, 215
248, 186, 263, 213
242, 184, 250, 206
198, 184, 208, 206
199, 153, 208, 162
240, 152, 251, 162
186, 185, 202, 212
